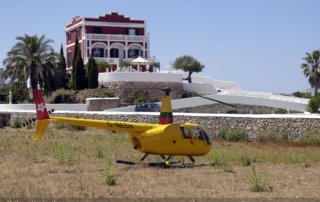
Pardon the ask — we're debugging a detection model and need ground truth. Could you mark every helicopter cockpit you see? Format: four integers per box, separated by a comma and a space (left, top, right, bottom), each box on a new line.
180, 126, 212, 145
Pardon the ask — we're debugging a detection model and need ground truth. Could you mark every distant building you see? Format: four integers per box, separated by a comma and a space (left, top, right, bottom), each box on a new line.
65, 12, 154, 73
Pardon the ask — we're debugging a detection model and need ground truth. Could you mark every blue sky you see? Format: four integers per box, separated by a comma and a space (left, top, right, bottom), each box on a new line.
1, 0, 319, 93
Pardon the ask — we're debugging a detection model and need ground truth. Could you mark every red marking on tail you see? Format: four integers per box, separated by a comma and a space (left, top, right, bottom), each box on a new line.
33, 89, 49, 120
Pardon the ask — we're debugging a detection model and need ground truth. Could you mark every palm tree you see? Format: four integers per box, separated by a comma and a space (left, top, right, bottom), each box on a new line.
301, 50, 320, 95
2, 34, 60, 92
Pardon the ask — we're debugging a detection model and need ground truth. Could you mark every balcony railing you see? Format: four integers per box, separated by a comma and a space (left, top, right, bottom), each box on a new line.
85, 34, 148, 42
93, 57, 121, 65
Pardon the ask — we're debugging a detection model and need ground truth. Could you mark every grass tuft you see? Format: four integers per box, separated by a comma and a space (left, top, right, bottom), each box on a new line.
303, 133, 320, 145
103, 155, 117, 186
249, 166, 270, 192
213, 152, 233, 172
53, 143, 73, 165
93, 139, 105, 158
3, 137, 11, 151
240, 156, 255, 167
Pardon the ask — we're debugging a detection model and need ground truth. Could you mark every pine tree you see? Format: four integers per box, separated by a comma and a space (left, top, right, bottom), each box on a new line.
71, 37, 87, 90
73, 52, 87, 90
71, 37, 79, 89
72, 37, 80, 70
58, 44, 67, 88
87, 56, 99, 89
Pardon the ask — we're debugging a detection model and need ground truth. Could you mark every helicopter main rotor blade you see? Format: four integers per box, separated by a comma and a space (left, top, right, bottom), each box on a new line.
198, 95, 237, 108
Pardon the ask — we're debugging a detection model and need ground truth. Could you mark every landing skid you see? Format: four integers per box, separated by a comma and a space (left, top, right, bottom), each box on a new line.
148, 162, 209, 169
116, 159, 209, 169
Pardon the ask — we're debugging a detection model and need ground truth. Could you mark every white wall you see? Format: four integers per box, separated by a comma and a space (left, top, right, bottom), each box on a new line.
183, 83, 218, 95
192, 75, 241, 92
0, 104, 88, 112
99, 72, 183, 83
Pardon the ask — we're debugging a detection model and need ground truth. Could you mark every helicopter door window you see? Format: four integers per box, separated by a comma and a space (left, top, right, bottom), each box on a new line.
193, 127, 205, 141
200, 126, 212, 145
180, 127, 192, 139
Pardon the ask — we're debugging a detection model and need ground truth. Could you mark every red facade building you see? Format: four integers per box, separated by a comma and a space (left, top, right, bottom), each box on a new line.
65, 12, 153, 72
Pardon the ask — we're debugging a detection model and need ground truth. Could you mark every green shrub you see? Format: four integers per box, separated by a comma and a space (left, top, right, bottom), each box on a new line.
11, 118, 22, 128
47, 89, 77, 103
240, 156, 255, 167
256, 128, 288, 143
133, 91, 148, 105
308, 93, 320, 113
221, 128, 247, 142
181, 91, 198, 98
213, 152, 233, 172
249, 166, 270, 192
292, 91, 312, 99
303, 133, 320, 144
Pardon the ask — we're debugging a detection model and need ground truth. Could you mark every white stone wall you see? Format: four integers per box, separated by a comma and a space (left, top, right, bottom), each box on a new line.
98, 72, 183, 83
0, 104, 88, 112
183, 83, 218, 95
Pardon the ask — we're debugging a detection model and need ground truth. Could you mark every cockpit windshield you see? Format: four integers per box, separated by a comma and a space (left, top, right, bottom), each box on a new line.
199, 126, 212, 145
180, 125, 212, 145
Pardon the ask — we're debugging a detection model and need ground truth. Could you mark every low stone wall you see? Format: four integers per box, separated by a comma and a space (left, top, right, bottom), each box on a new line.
86, 97, 120, 111
176, 103, 294, 114
1, 112, 320, 141
101, 81, 183, 105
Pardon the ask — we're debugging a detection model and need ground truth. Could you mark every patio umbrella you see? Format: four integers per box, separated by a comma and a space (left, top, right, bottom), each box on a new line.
131, 56, 151, 71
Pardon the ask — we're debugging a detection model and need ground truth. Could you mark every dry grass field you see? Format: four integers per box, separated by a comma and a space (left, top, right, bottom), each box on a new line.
1, 126, 320, 200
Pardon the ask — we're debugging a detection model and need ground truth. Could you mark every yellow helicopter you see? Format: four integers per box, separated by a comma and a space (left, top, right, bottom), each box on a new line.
31, 87, 213, 166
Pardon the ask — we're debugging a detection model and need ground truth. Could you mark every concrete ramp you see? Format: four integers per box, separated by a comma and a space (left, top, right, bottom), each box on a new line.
105, 94, 308, 112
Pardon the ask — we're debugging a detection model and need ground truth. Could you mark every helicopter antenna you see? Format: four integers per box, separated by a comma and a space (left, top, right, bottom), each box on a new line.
162, 87, 171, 96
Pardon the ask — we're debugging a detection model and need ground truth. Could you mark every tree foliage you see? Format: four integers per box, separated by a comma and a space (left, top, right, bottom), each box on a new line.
87, 56, 99, 89
120, 60, 132, 68
71, 37, 87, 90
308, 93, 320, 113
301, 50, 320, 95
72, 52, 87, 90
173, 55, 204, 83
2, 34, 60, 93
57, 44, 68, 88
97, 61, 111, 72
292, 91, 312, 99
0, 83, 29, 103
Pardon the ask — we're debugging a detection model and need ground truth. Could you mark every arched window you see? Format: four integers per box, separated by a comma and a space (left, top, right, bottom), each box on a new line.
92, 48, 104, 57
